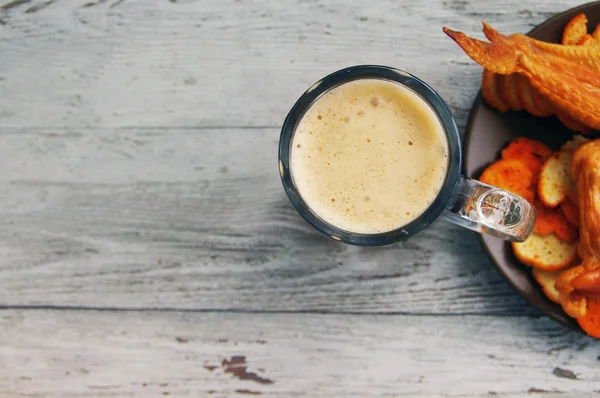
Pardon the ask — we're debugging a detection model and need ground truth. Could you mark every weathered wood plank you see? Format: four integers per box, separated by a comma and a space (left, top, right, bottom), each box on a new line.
0, 310, 598, 397
0, 127, 539, 314
0, 0, 582, 129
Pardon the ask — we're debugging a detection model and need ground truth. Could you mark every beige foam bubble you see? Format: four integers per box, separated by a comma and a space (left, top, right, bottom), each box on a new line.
291, 78, 448, 234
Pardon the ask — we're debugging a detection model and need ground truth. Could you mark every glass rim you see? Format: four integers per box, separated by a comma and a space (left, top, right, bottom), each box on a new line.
278, 65, 462, 246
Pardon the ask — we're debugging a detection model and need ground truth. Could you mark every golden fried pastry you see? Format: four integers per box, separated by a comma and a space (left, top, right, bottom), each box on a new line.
572, 140, 600, 269
562, 13, 589, 45
444, 22, 600, 131
552, 139, 600, 318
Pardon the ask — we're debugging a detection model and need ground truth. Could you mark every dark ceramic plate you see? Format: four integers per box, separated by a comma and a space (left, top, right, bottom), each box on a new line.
464, 1, 600, 332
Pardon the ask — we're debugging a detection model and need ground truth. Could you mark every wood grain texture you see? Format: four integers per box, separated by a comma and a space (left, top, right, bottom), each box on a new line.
1, 309, 599, 397
1, 1, 599, 396
0, 126, 539, 314
0, 0, 581, 129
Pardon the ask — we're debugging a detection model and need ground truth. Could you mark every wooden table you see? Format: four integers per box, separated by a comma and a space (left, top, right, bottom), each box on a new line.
0, 0, 599, 396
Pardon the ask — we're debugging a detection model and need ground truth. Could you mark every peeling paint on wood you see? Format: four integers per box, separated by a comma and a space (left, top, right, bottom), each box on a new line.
0, 0, 598, 396
24, 0, 59, 13
1, 310, 599, 396
552, 367, 578, 380
0, 0, 30, 10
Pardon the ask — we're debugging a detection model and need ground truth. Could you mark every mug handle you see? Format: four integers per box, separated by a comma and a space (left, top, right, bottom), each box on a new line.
442, 175, 536, 242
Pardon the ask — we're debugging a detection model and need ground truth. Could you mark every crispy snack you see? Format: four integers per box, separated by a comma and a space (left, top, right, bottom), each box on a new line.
443, 22, 600, 131
531, 85, 555, 116
516, 74, 546, 116
578, 297, 600, 338
484, 14, 600, 127
481, 69, 508, 112
556, 112, 592, 134
578, 34, 596, 46
561, 291, 587, 318
533, 267, 570, 303
560, 198, 580, 227
479, 158, 534, 202
561, 134, 590, 152
498, 73, 523, 110
556, 264, 585, 295
555, 265, 588, 318
572, 140, 600, 268
572, 267, 600, 292
501, 137, 552, 176
538, 151, 575, 208
562, 13, 588, 45
594, 24, 600, 40
512, 233, 578, 271
550, 139, 600, 323
533, 200, 577, 242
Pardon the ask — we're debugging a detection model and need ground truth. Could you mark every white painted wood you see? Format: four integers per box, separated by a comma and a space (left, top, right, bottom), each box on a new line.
0, 0, 582, 129
0, 1, 598, 396
0, 127, 534, 313
1, 310, 599, 397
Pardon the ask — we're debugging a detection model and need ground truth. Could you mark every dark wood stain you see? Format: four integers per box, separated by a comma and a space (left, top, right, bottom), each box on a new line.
235, 390, 262, 395
221, 356, 274, 385
24, 0, 58, 13
552, 367, 577, 380
355, 271, 411, 281
0, 0, 30, 10
81, 0, 108, 8
527, 387, 554, 393
222, 356, 246, 367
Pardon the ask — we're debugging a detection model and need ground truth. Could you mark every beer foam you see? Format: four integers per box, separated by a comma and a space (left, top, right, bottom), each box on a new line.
290, 78, 448, 234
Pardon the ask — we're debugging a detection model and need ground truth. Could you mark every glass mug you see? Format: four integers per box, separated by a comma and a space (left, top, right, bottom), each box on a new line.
278, 65, 536, 246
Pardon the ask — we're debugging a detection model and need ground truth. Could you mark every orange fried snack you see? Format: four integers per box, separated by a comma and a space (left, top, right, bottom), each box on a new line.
556, 112, 592, 134
571, 140, 600, 269
532, 267, 564, 303
594, 24, 600, 40
572, 267, 600, 292
512, 233, 578, 271
516, 74, 549, 117
562, 13, 588, 45
538, 151, 576, 208
498, 73, 523, 111
555, 265, 587, 318
578, 34, 596, 46
551, 139, 600, 324
560, 198, 580, 227
531, 84, 554, 116
480, 13, 597, 129
533, 200, 577, 243
501, 137, 552, 176
578, 297, 600, 338
481, 69, 508, 112
479, 158, 534, 202
443, 22, 600, 131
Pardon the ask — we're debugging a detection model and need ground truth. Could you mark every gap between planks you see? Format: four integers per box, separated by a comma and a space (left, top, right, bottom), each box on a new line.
0, 304, 548, 317
0, 309, 598, 397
